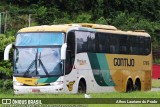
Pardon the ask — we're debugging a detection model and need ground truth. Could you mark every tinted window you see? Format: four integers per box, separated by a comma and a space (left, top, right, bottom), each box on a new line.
76, 31, 95, 53
95, 32, 151, 55
119, 35, 127, 54
88, 33, 96, 52
65, 31, 75, 75
76, 31, 151, 55
144, 37, 151, 55
96, 33, 107, 53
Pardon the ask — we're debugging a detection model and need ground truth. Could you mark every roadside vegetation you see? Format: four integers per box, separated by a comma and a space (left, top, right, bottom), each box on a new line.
152, 79, 160, 88
0, 87, 160, 98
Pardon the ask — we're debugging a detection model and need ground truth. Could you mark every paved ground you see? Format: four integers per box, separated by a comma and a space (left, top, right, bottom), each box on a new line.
151, 88, 160, 91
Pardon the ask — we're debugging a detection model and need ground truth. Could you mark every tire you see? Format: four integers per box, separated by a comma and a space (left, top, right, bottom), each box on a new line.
126, 79, 133, 92
134, 79, 141, 91
78, 81, 86, 93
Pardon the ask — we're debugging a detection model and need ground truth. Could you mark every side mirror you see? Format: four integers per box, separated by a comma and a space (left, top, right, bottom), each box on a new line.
4, 44, 13, 60
61, 43, 67, 60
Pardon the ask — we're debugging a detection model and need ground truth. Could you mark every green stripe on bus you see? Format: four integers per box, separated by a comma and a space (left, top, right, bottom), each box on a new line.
88, 53, 108, 86
37, 77, 60, 83
97, 54, 115, 86
87, 53, 100, 69
88, 53, 115, 86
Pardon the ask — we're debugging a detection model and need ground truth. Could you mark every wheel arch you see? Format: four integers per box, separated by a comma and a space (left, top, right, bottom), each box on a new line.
134, 77, 141, 91
134, 76, 140, 83
125, 76, 133, 92
77, 76, 87, 93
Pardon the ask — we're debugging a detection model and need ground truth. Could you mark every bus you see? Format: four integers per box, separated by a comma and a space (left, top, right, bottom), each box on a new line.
4, 23, 152, 94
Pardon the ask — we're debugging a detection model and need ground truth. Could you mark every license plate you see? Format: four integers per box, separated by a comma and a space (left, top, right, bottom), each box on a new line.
32, 89, 40, 93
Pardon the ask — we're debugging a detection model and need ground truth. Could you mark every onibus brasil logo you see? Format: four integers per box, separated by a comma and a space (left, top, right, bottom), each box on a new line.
2, 99, 42, 105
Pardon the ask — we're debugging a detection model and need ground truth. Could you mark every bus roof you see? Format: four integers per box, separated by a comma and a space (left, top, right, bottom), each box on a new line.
18, 25, 73, 32
18, 23, 150, 37
78, 23, 150, 37
98, 29, 150, 37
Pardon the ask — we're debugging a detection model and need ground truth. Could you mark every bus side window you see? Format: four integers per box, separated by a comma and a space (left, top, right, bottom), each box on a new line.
132, 36, 138, 55
110, 45, 116, 53
118, 35, 127, 54
109, 34, 119, 54
65, 31, 75, 75
139, 36, 145, 55
145, 37, 151, 55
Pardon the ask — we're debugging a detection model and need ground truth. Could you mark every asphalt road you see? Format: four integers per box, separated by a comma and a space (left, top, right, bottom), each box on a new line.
151, 88, 160, 91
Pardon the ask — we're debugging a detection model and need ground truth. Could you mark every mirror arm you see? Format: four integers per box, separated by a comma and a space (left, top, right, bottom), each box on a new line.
4, 44, 13, 60
61, 43, 67, 60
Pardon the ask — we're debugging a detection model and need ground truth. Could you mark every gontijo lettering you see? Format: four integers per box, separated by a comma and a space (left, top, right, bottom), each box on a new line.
114, 58, 134, 67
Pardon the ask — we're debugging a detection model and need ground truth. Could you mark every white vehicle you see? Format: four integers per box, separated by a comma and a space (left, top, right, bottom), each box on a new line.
4, 23, 152, 94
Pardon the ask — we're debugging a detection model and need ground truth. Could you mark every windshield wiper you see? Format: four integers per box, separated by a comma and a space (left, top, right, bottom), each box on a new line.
23, 49, 38, 77
38, 52, 49, 76
23, 48, 50, 77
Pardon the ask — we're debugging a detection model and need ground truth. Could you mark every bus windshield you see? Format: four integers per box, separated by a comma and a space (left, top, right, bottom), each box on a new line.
16, 32, 64, 46
14, 32, 64, 77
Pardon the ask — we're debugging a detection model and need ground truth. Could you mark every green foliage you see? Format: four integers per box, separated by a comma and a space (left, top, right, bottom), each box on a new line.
0, 34, 14, 78
0, 79, 12, 90
74, 13, 92, 23
0, 34, 15, 51
153, 58, 160, 64
0, 79, 4, 88
53, 13, 71, 24
95, 17, 109, 24
2, 79, 13, 90
0, 61, 12, 77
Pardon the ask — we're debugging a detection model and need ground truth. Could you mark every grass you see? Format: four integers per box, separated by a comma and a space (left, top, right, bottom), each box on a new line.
0, 79, 160, 107
0, 90, 160, 107
0, 90, 160, 98
152, 79, 160, 88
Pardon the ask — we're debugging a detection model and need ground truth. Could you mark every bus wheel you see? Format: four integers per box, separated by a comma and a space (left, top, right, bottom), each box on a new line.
126, 79, 133, 92
78, 80, 86, 93
134, 79, 141, 91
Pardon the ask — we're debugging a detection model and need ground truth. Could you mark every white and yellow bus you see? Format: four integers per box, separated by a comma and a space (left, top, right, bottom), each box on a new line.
4, 23, 152, 94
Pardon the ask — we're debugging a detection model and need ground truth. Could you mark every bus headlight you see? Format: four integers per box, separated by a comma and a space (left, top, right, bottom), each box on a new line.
50, 81, 63, 86
14, 81, 24, 86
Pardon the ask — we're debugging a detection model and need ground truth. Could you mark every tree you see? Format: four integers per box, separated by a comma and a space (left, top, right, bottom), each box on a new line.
0, 34, 15, 78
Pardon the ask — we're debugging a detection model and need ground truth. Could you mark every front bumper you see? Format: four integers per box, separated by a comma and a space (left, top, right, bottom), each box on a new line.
14, 84, 64, 94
